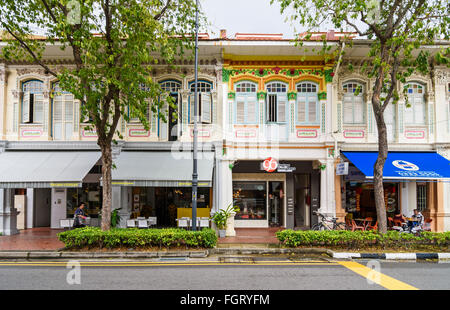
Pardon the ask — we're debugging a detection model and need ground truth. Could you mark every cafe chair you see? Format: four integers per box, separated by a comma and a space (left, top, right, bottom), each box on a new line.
199, 217, 210, 229
126, 219, 137, 228
147, 217, 157, 227
138, 219, 149, 229
422, 218, 433, 231
387, 217, 394, 229
350, 219, 365, 232
176, 218, 189, 229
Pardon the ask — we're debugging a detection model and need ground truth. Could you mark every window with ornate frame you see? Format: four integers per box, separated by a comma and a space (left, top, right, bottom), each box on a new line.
189, 80, 213, 124
265, 81, 287, 123
22, 80, 44, 124
404, 82, 426, 125
343, 82, 365, 125
52, 82, 74, 140
296, 82, 319, 124
235, 81, 258, 124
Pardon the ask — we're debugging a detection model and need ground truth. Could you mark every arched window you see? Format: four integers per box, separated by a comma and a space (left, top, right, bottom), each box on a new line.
189, 80, 213, 124
404, 82, 426, 125
265, 81, 288, 123
235, 81, 258, 124
160, 80, 181, 93
343, 82, 365, 124
52, 82, 74, 140
296, 82, 319, 124
22, 80, 44, 123
128, 83, 158, 123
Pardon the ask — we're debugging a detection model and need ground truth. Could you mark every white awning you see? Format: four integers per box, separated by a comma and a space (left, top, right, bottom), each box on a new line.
111, 151, 214, 187
0, 151, 101, 188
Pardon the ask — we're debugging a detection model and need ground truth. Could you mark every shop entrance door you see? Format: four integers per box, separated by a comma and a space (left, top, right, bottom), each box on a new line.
268, 181, 284, 227
294, 174, 311, 228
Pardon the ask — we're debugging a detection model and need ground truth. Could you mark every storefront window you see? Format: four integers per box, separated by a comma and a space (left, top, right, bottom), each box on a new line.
233, 181, 267, 220
345, 182, 399, 218
131, 187, 211, 227
67, 184, 102, 218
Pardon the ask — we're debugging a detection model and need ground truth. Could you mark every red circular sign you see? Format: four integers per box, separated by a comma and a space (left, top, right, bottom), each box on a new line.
263, 157, 278, 172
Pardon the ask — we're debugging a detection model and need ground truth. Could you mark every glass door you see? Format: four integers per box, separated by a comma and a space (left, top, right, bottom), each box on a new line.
268, 181, 284, 227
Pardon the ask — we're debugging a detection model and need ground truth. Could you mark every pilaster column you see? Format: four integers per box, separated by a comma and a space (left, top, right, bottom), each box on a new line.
0, 188, 19, 236
0, 64, 6, 139
216, 159, 234, 236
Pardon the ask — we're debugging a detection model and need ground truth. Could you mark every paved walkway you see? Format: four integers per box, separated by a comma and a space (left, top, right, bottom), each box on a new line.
0, 228, 65, 251
217, 228, 282, 244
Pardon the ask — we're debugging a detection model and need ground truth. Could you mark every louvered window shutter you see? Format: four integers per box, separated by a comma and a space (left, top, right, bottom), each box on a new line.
308, 96, 317, 123
189, 93, 195, 123
201, 93, 212, 123
34, 94, 44, 123
247, 96, 257, 124
405, 95, 414, 124
278, 96, 286, 123
297, 96, 306, 123
353, 95, 364, 124
64, 94, 74, 139
414, 96, 425, 124
236, 96, 246, 124
53, 96, 63, 140
22, 92, 31, 123
343, 95, 353, 124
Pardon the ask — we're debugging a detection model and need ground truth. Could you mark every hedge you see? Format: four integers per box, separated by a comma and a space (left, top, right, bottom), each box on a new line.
57, 227, 218, 249
276, 230, 450, 250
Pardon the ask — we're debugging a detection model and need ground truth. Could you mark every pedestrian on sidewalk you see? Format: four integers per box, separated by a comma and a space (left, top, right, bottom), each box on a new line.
73, 202, 88, 228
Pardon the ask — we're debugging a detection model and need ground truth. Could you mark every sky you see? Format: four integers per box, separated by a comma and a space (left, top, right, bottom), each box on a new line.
200, 0, 300, 39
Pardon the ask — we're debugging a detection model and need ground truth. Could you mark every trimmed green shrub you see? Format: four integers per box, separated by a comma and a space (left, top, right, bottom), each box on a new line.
276, 230, 450, 250
58, 227, 217, 249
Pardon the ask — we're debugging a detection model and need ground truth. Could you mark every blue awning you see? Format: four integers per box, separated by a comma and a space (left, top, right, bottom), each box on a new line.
342, 152, 450, 180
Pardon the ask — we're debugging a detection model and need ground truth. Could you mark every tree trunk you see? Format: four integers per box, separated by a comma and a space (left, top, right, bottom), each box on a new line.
373, 110, 388, 233
100, 142, 113, 231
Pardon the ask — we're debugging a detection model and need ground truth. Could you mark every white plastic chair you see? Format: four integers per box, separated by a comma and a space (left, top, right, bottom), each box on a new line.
69, 219, 74, 227
199, 218, 210, 229
60, 219, 70, 229
176, 218, 189, 229
147, 217, 157, 227
137, 217, 146, 220
138, 219, 149, 229
127, 219, 137, 228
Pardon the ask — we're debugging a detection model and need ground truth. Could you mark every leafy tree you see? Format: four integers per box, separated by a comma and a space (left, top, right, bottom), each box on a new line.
0, 0, 201, 230
273, 0, 449, 232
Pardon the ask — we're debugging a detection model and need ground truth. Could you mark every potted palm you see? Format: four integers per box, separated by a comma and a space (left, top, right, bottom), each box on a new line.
211, 203, 239, 238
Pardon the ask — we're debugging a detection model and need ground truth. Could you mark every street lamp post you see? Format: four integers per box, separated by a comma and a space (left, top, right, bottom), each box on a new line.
192, 0, 199, 231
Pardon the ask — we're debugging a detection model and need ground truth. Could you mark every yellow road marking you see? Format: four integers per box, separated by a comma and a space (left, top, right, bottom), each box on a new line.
0, 260, 338, 267
337, 261, 419, 290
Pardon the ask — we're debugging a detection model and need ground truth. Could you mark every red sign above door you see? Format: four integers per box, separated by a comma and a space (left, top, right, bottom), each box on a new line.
263, 157, 278, 173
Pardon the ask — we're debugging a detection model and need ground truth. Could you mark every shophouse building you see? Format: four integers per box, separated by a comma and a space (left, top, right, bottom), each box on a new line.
1, 30, 450, 236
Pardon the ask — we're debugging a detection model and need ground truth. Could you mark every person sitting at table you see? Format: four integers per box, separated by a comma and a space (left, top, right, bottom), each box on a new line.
407, 209, 423, 230
393, 212, 406, 227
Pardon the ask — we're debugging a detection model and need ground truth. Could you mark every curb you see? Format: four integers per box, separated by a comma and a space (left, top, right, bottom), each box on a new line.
0, 250, 210, 259
331, 252, 450, 261
210, 247, 333, 256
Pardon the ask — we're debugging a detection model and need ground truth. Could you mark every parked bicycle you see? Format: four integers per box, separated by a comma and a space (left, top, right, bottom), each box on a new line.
311, 211, 346, 231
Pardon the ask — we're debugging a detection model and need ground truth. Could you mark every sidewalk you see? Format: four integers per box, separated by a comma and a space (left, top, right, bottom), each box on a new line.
0, 228, 65, 251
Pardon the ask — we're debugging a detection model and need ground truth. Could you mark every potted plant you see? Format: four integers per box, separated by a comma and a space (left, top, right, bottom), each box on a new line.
211, 203, 239, 238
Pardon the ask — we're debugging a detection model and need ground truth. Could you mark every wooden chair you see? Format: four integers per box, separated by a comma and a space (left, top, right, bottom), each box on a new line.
422, 218, 433, 231
363, 217, 375, 230
350, 219, 365, 232
387, 217, 394, 228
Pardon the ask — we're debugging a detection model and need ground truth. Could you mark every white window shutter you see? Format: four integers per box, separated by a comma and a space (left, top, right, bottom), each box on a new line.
343, 95, 353, 124
34, 94, 44, 123
22, 92, 31, 123
308, 97, 317, 123
414, 96, 425, 124
64, 95, 74, 139
236, 96, 246, 124
297, 97, 306, 123
353, 96, 364, 123
189, 93, 195, 123
201, 93, 212, 123
247, 97, 257, 124
278, 96, 286, 123
53, 96, 63, 140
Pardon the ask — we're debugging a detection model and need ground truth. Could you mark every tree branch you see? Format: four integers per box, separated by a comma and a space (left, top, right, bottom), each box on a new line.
154, 0, 172, 20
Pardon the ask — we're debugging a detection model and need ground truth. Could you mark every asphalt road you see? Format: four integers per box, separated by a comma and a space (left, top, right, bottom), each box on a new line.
0, 259, 449, 290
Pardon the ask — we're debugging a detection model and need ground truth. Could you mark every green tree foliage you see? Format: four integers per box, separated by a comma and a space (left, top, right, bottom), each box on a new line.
273, 0, 449, 233
0, 0, 203, 230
